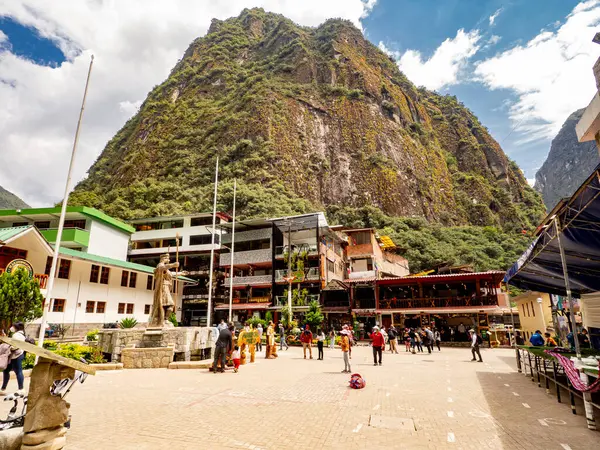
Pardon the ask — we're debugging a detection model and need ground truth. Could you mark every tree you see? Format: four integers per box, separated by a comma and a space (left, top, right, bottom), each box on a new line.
0, 268, 44, 332
304, 300, 324, 329
280, 305, 292, 328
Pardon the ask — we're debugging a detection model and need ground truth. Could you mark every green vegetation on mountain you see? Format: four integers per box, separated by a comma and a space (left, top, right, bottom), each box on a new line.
69, 8, 545, 271
0, 186, 29, 209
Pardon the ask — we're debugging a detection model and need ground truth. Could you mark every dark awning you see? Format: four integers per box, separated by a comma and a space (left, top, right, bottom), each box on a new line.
504, 164, 600, 296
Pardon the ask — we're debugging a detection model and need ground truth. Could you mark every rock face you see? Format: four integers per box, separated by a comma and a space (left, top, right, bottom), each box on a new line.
70, 8, 544, 231
0, 186, 29, 209
535, 109, 600, 211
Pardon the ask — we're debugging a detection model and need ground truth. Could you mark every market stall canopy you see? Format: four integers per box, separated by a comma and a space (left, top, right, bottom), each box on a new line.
504, 163, 600, 296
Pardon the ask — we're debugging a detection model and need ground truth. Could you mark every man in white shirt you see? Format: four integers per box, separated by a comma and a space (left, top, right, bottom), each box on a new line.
469, 329, 483, 362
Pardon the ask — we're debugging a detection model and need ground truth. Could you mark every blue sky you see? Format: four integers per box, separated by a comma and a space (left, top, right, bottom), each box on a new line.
1, 1, 599, 205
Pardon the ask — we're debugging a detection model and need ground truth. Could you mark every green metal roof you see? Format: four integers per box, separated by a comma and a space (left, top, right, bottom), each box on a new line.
0, 225, 32, 243
0, 206, 135, 234
57, 247, 196, 283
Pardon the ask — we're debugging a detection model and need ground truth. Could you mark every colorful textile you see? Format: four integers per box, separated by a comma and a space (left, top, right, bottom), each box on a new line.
349, 373, 366, 389
545, 351, 600, 393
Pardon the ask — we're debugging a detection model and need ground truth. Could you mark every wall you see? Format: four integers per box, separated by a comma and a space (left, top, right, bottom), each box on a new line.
513, 292, 553, 341
581, 292, 600, 329
87, 221, 130, 260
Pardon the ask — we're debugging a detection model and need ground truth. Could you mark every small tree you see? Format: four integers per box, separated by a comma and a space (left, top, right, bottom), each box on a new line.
304, 300, 324, 330
0, 268, 43, 332
280, 305, 292, 328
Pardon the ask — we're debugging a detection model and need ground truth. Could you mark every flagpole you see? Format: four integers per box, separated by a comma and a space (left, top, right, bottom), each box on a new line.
228, 179, 237, 323
37, 55, 94, 348
206, 158, 219, 329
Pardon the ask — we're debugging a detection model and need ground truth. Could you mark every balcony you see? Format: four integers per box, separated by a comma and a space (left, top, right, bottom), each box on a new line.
232, 296, 272, 304
40, 227, 90, 247
377, 296, 499, 310
220, 248, 271, 266
354, 298, 376, 310
223, 274, 272, 286
275, 267, 320, 283
275, 294, 320, 307
348, 270, 376, 280
275, 243, 319, 258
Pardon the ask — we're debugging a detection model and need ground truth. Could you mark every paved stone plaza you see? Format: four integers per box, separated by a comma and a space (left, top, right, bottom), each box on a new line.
6, 346, 600, 449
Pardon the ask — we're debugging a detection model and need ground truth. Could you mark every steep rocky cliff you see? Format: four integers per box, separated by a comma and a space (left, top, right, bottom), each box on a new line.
0, 186, 29, 209
70, 8, 544, 232
535, 108, 600, 211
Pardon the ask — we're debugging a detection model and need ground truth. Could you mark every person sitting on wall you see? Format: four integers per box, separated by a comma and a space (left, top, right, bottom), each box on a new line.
529, 330, 545, 347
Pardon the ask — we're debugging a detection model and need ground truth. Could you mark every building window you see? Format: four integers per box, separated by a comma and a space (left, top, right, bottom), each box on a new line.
34, 221, 51, 230
350, 231, 371, 245
64, 219, 86, 229
147, 275, 154, 290
129, 272, 137, 288
100, 267, 110, 284
526, 303, 530, 317
126, 303, 134, 314
118, 303, 125, 314
57, 259, 71, 279
86, 301, 95, 313
190, 216, 213, 227
96, 302, 106, 314
44, 256, 52, 276
531, 301, 535, 317
12, 221, 28, 227
90, 264, 100, 283
144, 304, 151, 314
52, 299, 65, 312
121, 270, 129, 287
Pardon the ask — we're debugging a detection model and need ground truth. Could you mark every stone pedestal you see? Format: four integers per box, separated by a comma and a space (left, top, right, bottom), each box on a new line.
121, 346, 175, 369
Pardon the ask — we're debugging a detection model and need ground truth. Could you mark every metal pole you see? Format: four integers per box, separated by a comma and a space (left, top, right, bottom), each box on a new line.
206, 158, 219, 329
38, 55, 94, 348
173, 233, 180, 320
228, 180, 237, 323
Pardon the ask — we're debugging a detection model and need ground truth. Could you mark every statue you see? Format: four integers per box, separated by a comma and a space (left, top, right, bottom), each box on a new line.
149, 254, 187, 328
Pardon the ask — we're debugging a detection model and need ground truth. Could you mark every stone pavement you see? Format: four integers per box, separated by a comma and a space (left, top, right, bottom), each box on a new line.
3, 346, 600, 449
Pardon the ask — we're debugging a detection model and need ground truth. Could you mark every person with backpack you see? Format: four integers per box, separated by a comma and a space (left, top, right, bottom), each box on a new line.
300, 325, 313, 359
469, 329, 483, 362
0, 322, 27, 395
387, 326, 399, 354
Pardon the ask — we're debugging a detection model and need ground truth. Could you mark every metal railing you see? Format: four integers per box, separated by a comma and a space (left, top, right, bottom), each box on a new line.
275, 243, 319, 258
275, 267, 320, 282
224, 274, 272, 286
275, 294, 320, 307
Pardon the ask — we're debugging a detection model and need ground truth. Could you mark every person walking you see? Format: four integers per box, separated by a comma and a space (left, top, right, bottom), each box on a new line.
388, 326, 399, 354
256, 323, 263, 352
408, 328, 417, 354
371, 326, 384, 366
300, 325, 313, 359
329, 328, 336, 349
425, 327, 435, 354
212, 324, 233, 373
434, 328, 441, 351
469, 329, 483, 362
316, 328, 325, 360
0, 322, 26, 395
340, 329, 351, 373
414, 329, 423, 353
279, 323, 289, 351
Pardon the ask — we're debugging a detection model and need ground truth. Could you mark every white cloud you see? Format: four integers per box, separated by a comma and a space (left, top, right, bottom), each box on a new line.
489, 8, 503, 26
526, 178, 535, 187
488, 35, 501, 45
0, 0, 375, 206
393, 29, 481, 90
475, 0, 600, 143
0, 29, 7, 43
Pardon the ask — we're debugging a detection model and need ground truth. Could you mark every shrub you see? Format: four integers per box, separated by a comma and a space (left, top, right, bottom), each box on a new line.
53, 343, 106, 364
86, 329, 99, 341
119, 317, 138, 329
168, 313, 178, 327
23, 353, 36, 370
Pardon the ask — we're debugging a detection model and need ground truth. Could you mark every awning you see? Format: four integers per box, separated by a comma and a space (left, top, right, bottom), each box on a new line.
214, 303, 271, 310
504, 163, 600, 296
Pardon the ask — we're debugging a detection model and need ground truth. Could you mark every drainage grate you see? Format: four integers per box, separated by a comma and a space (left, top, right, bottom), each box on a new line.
369, 415, 417, 431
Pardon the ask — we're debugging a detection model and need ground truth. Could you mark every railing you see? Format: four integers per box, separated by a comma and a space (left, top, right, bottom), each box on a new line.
275, 294, 320, 307
354, 298, 376, 309
275, 243, 319, 258
377, 296, 499, 310
232, 296, 271, 304
275, 267, 320, 282
322, 299, 350, 308
223, 274, 272, 286
220, 249, 271, 266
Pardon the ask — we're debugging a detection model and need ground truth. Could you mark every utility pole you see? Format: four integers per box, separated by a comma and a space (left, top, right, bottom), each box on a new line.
206, 158, 219, 329
228, 179, 237, 323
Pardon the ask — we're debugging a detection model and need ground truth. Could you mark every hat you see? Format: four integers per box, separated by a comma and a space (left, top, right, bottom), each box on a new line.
372, 326, 380, 331
342, 324, 349, 329
469, 329, 475, 333
340, 330, 348, 335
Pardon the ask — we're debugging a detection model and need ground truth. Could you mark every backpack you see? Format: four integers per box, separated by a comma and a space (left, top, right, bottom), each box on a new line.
476, 334, 483, 345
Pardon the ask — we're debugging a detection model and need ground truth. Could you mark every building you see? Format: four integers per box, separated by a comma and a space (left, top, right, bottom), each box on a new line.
512, 291, 553, 343
344, 228, 409, 279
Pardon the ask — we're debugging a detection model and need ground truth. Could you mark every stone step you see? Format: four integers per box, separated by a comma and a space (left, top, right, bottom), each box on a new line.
168, 359, 213, 370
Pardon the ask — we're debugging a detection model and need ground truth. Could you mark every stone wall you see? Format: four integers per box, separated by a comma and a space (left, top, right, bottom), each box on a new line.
121, 346, 174, 369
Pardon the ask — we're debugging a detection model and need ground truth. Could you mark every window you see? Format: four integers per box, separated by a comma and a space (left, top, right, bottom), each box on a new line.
12, 221, 28, 227
44, 256, 52, 276
190, 234, 211, 246
34, 221, 51, 230
350, 231, 371, 245
146, 275, 154, 290
161, 238, 178, 247
64, 219, 86, 229
121, 270, 129, 287
526, 303, 530, 317
96, 302, 106, 314
90, 264, 100, 283
86, 301, 95, 313
57, 259, 71, 279
118, 303, 125, 314
531, 301, 535, 317
190, 216, 213, 227
144, 304, 151, 314
129, 272, 137, 288
52, 299, 65, 312
126, 303, 134, 314
100, 267, 110, 284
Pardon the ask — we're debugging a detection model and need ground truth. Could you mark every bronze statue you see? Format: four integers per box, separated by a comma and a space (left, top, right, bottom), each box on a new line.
149, 254, 187, 328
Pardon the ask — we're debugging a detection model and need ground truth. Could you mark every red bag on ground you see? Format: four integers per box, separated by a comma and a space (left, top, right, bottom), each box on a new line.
349, 373, 366, 389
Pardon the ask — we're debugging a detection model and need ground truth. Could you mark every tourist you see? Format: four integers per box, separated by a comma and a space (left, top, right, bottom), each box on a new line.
388, 326, 399, 354
340, 330, 351, 373
434, 328, 441, 351
300, 325, 313, 359
212, 324, 233, 373
450, 326, 455, 342
218, 318, 227, 330
0, 322, 26, 395
380, 327, 388, 352
371, 326, 384, 366
279, 323, 289, 351
256, 323, 263, 352
515, 331, 525, 346
316, 328, 325, 360
404, 328, 411, 352
544, 332, 557, 347
425, 327, 434, 354
414, 329, 423, 352
529, 330, 545, 347
232, 345, 241, 373
469, 329, 483, 362
458, 322, 466, 341
329, 328, 336, 349
408, 328, 417, 354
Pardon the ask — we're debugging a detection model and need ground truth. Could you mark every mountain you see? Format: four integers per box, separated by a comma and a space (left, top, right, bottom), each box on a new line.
70, 8, 544, 234
0, 186, 29, 209
535, 109, 600, 211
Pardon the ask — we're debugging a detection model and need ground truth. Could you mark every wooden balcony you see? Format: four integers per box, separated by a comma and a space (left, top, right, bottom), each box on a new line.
377, 295, 499, 310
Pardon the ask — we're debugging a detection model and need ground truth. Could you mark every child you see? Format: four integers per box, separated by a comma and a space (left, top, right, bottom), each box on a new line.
232, 345, 241, 373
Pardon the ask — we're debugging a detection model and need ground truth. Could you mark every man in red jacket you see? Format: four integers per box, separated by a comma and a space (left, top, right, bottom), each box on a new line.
371, 326, 384, 366
300, 324, 313, 359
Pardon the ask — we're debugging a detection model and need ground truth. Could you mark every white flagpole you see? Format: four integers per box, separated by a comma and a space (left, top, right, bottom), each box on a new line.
38, 55, 94, 348
228, 179, 237, 323
206, 158, 219, 329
